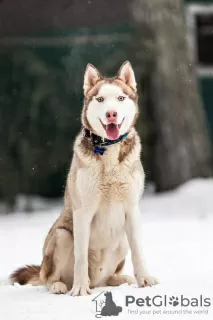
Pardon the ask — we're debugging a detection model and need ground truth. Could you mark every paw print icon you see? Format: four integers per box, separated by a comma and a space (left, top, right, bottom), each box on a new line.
169, 296, 179, 307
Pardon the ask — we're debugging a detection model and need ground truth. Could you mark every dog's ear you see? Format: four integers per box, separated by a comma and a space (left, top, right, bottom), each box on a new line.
117, 61, 137, 91
83, 63, 101, 95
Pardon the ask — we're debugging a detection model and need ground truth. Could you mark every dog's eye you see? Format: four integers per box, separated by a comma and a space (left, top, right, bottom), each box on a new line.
96, 97, 104, 102
118, 96, 125, 101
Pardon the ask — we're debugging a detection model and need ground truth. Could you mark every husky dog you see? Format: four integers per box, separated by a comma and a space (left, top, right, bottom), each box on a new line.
10, 61, 159, 296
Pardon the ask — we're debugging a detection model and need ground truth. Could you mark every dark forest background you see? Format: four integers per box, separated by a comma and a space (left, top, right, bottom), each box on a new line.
0, 0, 213, 211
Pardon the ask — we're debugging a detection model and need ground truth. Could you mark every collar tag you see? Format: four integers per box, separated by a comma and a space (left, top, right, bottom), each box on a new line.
94, 146, 105, 155
83, 128, 129, 155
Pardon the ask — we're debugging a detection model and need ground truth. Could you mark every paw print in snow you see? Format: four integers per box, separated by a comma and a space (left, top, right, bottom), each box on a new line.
169, 296, 179, 307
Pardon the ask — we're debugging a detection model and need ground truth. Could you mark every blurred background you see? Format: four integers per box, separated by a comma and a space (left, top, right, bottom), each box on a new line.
0, 0, 213, 212
1, 2, 213, 316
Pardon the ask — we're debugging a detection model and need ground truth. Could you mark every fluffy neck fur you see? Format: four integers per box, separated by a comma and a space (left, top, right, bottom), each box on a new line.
77, 127, 138, 164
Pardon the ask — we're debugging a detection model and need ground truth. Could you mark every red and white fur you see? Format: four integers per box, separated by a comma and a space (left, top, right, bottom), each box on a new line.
10, 61, 159, 296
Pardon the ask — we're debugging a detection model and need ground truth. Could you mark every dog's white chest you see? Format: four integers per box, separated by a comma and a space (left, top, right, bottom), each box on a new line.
90, 201, 126, 249
103, 170, 128, 196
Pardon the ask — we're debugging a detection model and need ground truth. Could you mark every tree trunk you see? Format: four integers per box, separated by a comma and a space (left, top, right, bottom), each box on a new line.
130, 0, 213, 191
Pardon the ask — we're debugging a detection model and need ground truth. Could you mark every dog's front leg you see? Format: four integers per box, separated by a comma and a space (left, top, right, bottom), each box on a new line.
126, 205, 159, 287
70, 208, 94, 296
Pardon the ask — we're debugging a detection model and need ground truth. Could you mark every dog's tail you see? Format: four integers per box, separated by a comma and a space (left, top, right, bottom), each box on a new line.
117, 306, 122, 313
9, 265, 43, 286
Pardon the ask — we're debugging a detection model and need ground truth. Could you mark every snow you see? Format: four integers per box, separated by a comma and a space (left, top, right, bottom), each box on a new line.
0, 178, 213, 319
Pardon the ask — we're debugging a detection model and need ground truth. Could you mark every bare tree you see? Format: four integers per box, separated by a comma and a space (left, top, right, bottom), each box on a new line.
99, 300, 105, 309
130, 0, 213, 191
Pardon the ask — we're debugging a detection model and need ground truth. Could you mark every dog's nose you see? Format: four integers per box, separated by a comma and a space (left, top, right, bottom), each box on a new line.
106, 110, 117, 122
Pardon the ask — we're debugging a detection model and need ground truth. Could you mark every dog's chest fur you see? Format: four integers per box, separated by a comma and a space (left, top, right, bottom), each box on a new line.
70, 130, 144, 250
90, 201, 126, 249
99, 144, 131, 201
87, 145, 138, 249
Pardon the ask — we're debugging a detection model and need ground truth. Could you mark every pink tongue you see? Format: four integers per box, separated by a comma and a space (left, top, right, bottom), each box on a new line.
106, 124, 119, 140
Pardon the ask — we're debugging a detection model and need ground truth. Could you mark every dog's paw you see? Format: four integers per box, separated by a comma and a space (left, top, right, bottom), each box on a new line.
137, 275, 160, 287
122, 275, 136, 285
49, 281, 68, 294
69, 284, 92, 296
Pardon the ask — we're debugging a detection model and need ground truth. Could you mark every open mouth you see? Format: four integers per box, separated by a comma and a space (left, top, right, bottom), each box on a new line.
100, 118, 124, 140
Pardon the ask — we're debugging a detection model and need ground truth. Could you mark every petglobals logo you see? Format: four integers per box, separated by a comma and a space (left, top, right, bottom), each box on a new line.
125, 294, 211, 317
92, 292, 211, 317
125, 294, 211, 308
92, 291, 123, 318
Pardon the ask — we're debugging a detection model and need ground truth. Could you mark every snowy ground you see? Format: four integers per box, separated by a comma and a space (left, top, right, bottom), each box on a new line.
0, 178, 213, 319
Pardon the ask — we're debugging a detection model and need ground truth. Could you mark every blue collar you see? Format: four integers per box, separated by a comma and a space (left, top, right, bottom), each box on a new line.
83, 128, 129, 155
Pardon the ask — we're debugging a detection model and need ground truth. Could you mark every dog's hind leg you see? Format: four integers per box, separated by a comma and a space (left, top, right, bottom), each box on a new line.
40, 228, 74, 294
107, 259, 136, 286
48, 281, 68, 294
107, 274, 136, 286
114, 258, 125, 275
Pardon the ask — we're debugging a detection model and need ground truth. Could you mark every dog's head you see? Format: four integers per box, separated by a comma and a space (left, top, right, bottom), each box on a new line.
81, 61, 138, 140
104, 291, 112, 298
